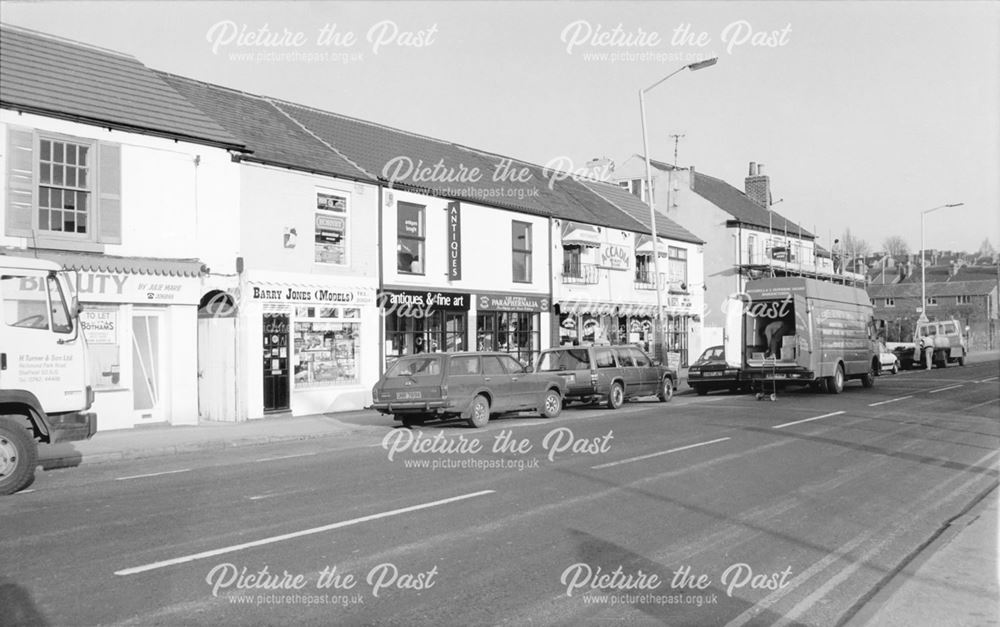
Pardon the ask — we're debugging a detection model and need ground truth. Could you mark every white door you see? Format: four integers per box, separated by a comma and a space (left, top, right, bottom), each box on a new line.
197, 316, 236, 421
132, 310, 165, 422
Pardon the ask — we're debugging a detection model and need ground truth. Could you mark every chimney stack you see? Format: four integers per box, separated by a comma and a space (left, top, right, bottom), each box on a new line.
745, 161, 771, 208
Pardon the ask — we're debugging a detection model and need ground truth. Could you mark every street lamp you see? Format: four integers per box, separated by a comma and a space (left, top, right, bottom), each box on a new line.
640, 57, 717, 360
919, 202, 963, 322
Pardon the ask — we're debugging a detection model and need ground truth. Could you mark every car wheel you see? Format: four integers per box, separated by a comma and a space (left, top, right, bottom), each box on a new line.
891, 362, 898, 375
466, 395, 491, 428
539, 389, 562, 418
606, 382, 624, 410
0, 417, 37, 496
826, 364, 844, 394
658, 377, 674, 402
958, 353, 966, 366
694, 386, 709, 396
861, 361, 876, 388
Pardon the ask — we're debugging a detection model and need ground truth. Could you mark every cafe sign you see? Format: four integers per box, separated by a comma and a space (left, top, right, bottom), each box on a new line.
598, 243, 630, 271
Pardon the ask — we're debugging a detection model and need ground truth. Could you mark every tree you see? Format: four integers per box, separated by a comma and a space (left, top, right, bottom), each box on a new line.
841, 228, 871, 258
882, 235, 909, 257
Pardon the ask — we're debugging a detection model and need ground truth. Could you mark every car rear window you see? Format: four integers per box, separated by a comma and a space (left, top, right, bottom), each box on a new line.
386, 356, 442, 377
448, 356, 480, 375
943, 323, 957, 334
538, 349, 591, 371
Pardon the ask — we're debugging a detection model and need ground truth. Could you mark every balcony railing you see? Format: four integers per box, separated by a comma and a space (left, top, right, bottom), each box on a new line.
634, 270, 668, 290
562, 261, 599, 284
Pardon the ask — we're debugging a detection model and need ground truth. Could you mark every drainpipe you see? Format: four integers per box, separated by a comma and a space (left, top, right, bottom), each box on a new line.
377, 184, 385, 374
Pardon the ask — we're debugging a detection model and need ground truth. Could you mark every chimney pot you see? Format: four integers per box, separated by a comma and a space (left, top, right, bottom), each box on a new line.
758, 163, 765, 175
748, 162, 757, 176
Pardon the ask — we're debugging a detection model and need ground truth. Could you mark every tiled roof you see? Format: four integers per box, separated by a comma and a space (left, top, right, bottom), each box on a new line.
1, 248, 203, 276
156, 73, 370, 182
867, 279, 998, 298
690, 170, 814, 238
0, 24, 243, 149
581, 181, 704, 244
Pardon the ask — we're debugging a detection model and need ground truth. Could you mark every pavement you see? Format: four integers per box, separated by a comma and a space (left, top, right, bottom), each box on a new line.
29, 352, 999, 625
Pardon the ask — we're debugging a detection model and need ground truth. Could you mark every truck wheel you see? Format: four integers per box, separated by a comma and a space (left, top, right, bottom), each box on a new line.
0, 417, 38, 496
466, 395, 491, 428
539, 389, 563, 418
958, 352, 966, 366
658, 377, 674, 402
607, 382, 624, 410
826, 365, 845, 394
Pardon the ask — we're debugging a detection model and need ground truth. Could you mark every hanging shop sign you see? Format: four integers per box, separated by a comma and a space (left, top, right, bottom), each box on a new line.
475, 290, 549, 313
447, 201, 461, 280
249, 283, 375, 306
597, 243, 630, 271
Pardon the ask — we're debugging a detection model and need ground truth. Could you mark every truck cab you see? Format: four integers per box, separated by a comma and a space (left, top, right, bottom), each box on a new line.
1, 254, 96, 494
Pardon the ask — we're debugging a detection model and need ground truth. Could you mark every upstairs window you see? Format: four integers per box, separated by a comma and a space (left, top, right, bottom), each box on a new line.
397, 202, 425, 274
512, 221, 532, 283
39, 139, 90, 235
668, 246, 688, 289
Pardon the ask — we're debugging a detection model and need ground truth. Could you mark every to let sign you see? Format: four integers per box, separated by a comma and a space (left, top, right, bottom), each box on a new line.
447, 201, 461, 280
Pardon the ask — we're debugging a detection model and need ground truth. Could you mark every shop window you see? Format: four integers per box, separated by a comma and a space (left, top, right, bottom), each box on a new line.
476, 311, 540, 366
386, 310, 467, 359
397, 202, 425, 274
293, 309, 360, 387
315, 191, 348, 265
512, 221, 532, 283
79, 306, 122, 388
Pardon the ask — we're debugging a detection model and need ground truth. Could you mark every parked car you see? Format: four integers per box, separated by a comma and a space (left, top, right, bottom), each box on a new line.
687, 345, 744, 395
534, 344, 676, 409
371, 352, 565, 428
876, 342, 900, 375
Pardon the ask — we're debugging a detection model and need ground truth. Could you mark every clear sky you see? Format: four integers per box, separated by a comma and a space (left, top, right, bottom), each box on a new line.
3, 1, 997, 254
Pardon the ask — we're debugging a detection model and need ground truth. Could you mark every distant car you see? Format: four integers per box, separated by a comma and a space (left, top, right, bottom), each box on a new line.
687, 345, 744, 395
877, 344, 900, 375
534, 344, 676, 409
371, 352, 565, 428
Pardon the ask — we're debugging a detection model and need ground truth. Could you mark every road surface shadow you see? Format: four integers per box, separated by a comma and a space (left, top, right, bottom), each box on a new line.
0, 579, 49, 626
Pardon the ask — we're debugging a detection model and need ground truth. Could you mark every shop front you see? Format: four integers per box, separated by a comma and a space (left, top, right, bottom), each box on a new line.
556, 295, 695, 366
474, 290, 548, 366
24, 251, 204, 431
379, 288, 471, 366
242, 275, 378, 417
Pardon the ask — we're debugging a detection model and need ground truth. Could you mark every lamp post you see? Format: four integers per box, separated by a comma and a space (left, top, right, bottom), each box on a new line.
919, 202, 963, 322
640, 57, 717, 360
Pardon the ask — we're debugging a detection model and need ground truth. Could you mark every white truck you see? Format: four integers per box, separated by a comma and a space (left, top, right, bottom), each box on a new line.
889, 318, 968, 370
1, 254, 96, 495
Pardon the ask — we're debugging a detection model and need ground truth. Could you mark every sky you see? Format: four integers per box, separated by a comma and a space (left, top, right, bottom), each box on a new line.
3, 1, 997, 254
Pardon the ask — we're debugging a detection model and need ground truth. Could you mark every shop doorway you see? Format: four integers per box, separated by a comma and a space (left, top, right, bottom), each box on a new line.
198, 291, 237, 421
263, 313, 290, 412
132, 310, 165, 422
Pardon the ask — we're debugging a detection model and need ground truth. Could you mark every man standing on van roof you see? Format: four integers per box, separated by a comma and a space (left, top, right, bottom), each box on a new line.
764, 319, 789, 359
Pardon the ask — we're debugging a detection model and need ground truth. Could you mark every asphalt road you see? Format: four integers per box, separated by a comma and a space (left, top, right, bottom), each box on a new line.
2, 361, 997, 626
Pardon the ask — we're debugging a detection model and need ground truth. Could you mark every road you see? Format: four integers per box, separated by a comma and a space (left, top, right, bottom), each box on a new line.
2, 361, 997, 626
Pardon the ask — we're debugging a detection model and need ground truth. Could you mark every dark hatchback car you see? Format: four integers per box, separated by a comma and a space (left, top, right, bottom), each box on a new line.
371, 352, 566, 428
686, 345, 743, 395
534, 344, 676, 409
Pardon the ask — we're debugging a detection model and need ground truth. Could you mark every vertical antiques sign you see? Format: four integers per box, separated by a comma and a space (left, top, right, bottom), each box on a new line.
447, 201, 462, 280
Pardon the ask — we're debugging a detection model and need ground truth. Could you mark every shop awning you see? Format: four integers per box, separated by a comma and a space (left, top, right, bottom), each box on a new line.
558, 299, 694, 317
635, 234, 669, 256
8, 249, 204, 277
560, 221, 602, 247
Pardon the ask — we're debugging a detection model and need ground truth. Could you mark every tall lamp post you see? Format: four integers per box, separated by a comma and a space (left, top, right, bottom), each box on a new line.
919, 202, 963, 322
640, 57, 717, 360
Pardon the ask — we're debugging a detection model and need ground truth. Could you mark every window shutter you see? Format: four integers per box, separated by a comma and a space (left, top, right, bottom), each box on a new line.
98, 141, 122, 244
5, 128, 35, 237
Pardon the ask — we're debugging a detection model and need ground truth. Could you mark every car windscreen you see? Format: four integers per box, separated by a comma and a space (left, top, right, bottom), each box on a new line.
537, 349, 591, 372
385, 356, 442, 377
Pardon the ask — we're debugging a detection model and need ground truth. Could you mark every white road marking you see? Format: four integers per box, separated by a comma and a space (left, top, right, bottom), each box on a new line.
772, 411, 846, 430
964, 398, 1000, 410
114, 489, 496, 576
116, 469, 191, 481
591, 437, 730, 470
255, 452, 318, 462
15, 489, 36, 495
868, 395, 913, 407
976, 376, 998, 383
928, 384, 964, 394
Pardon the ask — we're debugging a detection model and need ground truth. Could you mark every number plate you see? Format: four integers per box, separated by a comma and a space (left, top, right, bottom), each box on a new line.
704, 371, 723, 377
396, 391, 422, 400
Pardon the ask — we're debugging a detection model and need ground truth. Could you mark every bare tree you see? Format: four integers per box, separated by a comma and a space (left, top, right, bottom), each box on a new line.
841, 228, 871, 258
882, 235, 909, 257
978, 238, 996, 261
